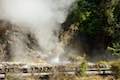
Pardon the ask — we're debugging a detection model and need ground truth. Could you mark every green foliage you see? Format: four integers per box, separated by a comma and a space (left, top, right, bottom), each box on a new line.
68, 0, 106, 36
67, 0, 120, 55
108, 43, 120, 56
109, 0, 120, 56
111, 61, 120, 79
78, 62, 87, 76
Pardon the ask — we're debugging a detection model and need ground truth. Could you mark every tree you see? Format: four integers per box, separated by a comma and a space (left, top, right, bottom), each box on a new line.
108, 0, 120, 55
63, 0, 120, 56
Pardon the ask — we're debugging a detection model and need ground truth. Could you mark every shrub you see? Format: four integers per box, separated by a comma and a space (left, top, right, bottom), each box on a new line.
77, 61, 88, 76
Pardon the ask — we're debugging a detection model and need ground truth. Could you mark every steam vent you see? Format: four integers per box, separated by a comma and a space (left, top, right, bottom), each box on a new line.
0, 0, 120, 80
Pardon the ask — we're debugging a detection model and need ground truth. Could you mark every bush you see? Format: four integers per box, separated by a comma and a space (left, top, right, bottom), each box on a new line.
111, 61, 120, 79
77, 61, 88, 76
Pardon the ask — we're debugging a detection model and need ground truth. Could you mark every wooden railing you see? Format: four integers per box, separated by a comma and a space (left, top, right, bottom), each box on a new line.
0, 62, 113, 79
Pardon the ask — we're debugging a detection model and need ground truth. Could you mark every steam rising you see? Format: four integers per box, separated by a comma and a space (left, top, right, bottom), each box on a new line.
0, 0, 75, 64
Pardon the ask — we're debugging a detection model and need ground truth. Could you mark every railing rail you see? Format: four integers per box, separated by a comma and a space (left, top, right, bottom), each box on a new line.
0, 63, 113, 79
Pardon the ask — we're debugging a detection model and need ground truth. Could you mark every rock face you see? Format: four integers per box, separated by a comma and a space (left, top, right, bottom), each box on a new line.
0, 20, 119, 62
0, 20, 44, 62
0, 20, 11, 61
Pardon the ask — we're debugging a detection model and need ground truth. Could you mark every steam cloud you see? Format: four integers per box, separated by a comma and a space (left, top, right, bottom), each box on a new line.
0, 0, 75, 64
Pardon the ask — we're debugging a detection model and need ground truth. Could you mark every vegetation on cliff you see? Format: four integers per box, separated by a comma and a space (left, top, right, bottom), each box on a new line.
62, 0, 120, 57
